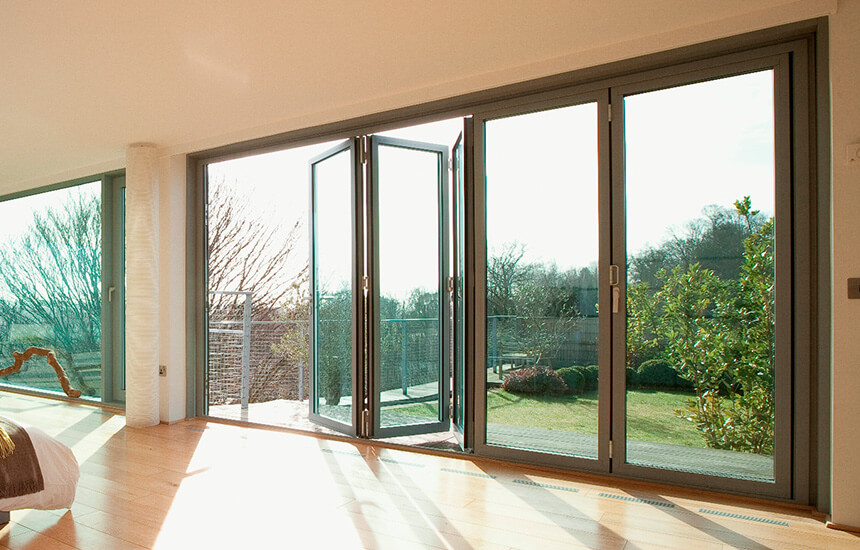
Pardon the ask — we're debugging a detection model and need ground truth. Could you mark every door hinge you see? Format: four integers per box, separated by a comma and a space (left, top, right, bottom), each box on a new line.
359, 135, 369, 165
609, 440, 614, 459
608, 103, 613, 122
362, 409, 371, 436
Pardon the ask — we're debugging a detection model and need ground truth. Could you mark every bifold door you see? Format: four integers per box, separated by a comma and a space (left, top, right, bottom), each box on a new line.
309, 139, 363, 436
310, 132, 465, 443
474, 54, 793, 498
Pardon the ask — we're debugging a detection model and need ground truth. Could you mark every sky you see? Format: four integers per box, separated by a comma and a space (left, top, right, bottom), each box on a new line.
0, 181, 101, 243
206, 69, 776, 302
0, 182, 102, 302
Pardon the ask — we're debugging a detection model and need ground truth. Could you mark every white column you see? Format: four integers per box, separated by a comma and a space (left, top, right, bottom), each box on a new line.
125, 143, 160, 427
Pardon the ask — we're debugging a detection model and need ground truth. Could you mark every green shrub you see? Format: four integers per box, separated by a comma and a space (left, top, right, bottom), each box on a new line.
581, 365, 599, 391
626, 366, 638, 387
555, 367, 585, 394
501, 366, 568, 396
636, 359, 683, 388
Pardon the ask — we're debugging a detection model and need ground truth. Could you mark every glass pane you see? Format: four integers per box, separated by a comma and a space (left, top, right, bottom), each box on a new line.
377, 143, 443, 428
485, 102, 600, 459
0, 182, 103, 399
624, 70, 776, 481
313, 147, 354, 425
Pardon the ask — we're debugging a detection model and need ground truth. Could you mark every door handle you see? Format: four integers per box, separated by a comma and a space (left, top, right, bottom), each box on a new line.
108, 287, 116, 302
609, 265, 621, 313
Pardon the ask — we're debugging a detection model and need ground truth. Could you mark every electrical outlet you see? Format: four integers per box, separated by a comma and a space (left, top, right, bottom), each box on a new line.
158, 365, 167, 376
848, 143, 860, 165
848, 278, 860, 299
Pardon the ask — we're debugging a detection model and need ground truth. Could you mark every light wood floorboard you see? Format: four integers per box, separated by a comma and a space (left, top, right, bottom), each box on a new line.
1, 392, 858, 549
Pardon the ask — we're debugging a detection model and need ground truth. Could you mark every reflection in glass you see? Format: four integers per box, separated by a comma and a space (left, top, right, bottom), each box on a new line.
624, 70, 776, 481
0, 182, 103, 398
485, 102, 600, 458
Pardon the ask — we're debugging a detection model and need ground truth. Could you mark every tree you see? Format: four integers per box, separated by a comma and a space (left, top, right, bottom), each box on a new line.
654, 263, 733, 449
0, 188, 101, 394
487, 242, 528, 317
486, 243, 589, 367
207, 176, 309, 404
631, 197, 776, 454
629, 201, 767, 286
207, 178, 307, 321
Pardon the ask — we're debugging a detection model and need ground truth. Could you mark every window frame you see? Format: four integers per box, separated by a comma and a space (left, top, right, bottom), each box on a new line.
0, 170, 126, 406
186, 20, 829, 508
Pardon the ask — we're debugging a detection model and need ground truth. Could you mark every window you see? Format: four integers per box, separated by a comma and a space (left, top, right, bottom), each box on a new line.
0, 173, 125, 404
191, 29, 822, 502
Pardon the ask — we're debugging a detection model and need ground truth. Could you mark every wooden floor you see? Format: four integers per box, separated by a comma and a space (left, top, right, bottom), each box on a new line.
1, 392, 858, 549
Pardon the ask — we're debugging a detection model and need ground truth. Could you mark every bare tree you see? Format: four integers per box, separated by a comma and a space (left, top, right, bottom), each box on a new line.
207, 177, 307, 321
206, 176, 309, 404
0, 189, 101, 393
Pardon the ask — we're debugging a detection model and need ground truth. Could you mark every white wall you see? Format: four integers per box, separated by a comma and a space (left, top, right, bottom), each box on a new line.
826, 0, 860, 529
157, 155, 188, 423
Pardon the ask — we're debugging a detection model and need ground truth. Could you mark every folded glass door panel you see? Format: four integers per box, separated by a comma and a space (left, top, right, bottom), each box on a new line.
309, 139, 361, 436
369, 135, 450, 438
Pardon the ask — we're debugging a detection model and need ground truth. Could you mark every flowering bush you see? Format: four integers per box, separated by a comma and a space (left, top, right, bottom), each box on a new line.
501, 366, 568, 396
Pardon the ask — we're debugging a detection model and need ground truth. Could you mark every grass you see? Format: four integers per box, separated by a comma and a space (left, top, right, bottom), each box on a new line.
487, 388, 704, 447
395, 387, 706, 447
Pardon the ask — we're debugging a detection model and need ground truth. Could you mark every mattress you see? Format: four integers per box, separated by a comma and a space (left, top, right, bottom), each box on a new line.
0, 421, 79, 512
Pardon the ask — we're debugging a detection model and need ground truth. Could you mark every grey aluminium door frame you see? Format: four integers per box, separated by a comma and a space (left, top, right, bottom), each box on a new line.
367, 134, 451, 439
308, 138, 364, 437
609, 51, 795, 499
184, 21, 825, 506
470, 38, 815, 499
105, 174, 127, 404
471, 88, 612, 474
453, 118, 476, 451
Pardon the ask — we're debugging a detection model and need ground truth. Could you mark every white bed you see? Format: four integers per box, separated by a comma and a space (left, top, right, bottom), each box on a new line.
0, 421, 79, 514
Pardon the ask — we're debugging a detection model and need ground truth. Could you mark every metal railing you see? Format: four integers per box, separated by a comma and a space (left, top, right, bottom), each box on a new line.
209, 291, 253, 409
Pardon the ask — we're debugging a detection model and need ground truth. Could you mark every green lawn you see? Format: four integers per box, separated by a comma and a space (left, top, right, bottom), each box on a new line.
395, 388, 706, 448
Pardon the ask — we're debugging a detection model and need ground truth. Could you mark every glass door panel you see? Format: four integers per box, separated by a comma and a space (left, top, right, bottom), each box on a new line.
621, 70, 777, 482
371, 136, 449, 437
484, 102, 601, 459
310, 140, 359, 435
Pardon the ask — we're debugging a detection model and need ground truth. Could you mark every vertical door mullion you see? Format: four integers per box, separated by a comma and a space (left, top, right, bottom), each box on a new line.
353, 135, 366, 437
462, 116, 476, 451
596, 89, 613, 472
772, 53, 793, 494
609, 86, 627, 474
366, 135, 378, 438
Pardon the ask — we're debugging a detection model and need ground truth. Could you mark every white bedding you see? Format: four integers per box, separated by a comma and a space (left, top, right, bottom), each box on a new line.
0, 422, 79, 512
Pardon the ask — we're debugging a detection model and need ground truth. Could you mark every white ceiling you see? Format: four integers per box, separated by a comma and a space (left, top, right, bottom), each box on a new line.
0, 0, 820, 192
